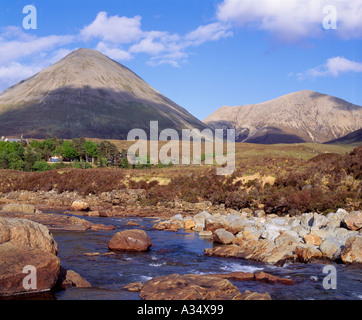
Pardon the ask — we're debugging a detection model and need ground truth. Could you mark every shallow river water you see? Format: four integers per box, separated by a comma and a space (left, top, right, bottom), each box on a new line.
48, 216, 362, 300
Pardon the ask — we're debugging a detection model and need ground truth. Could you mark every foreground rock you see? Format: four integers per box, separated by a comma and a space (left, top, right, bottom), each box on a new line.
130, 271, 293, 300
342, 211, 362, 231
56, 267, 92, 290
213, 228, 235, 244
108, 229, 152, 252
0, 243, 60, 296
0, 217, 60, 296
0, 217, 58, 255
341, 236, 362, 264
139, 274, 271, 300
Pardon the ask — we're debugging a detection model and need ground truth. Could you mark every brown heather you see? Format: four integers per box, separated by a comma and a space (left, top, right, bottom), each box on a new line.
0, 146, 361, 216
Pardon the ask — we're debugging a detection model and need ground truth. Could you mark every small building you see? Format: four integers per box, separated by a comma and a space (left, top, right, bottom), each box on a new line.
0, 135, 28, 145
49, 156, 62, 163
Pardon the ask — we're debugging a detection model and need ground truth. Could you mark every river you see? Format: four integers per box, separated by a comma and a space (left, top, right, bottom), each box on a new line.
48, 216, 362, 300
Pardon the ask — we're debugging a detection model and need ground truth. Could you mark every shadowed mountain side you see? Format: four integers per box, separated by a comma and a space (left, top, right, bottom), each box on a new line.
0, 48, 208, 139
325, 128, 362, 146
0, 86, 206, 139
243, 127, 306, 144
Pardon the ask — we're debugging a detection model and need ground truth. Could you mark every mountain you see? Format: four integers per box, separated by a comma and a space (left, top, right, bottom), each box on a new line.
204, 90, 362, 144
325, 128, 362, 146
0, 48, 208, 139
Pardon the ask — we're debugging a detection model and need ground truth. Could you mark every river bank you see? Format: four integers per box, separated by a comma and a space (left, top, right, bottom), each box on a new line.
0, 189, 361, 300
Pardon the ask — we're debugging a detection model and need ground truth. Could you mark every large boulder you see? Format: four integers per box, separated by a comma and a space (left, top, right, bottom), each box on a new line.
319, 238, 344, 261
300, 213, 314, 228
0, 243, 60, 296
342, 211, 362, 231
261, 224, 281, 242
108, 229, 152, 252
311, 213, 330, 230
224, 214, 247, 234
183, 218, 196, 230
341, 236, 362, 264
139, 274, 243, 300
295, 245, 323, 263
70, 200, 90, 212
56, 267, 92, 290
0, 218, 60, 296
205, 216, 225, 232
213, 228, 235, 244
304, 234, 322, 246
0, 217, 58, 255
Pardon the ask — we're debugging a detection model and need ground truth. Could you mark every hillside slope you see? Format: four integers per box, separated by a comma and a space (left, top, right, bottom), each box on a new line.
0, 48, 208, 139
204, 90, 362, 144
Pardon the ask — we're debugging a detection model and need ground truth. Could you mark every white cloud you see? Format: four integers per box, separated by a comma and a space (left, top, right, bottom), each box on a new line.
81, 12, 233, 67
217, 0, 362, 41
185, 22, 233, 46
130, 37, 166, 55
95, 42, 133, 61
80, 12, 143, 44
0, 9, 236, 90
0, 27, 74, 64
0, 62, 42, 90
0, 27, 76, 91
297, 56, 362, 79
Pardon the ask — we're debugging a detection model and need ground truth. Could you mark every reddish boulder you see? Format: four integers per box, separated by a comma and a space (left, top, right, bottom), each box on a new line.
341, 236, 362, 264
0, 243, 60, 296
343, 211, 362, 231
139, 274, 243, 300
108, 229, 152, 252
70, 200, 90, 212
56, 267, 92, 290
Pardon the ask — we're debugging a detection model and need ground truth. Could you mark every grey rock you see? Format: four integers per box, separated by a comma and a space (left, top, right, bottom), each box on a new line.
320, 238, 344, 261
213, 228, 235, 244
311, 213, 330, 230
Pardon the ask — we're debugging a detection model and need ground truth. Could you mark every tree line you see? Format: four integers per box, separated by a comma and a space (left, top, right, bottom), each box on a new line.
0, 137, 173, 172
0, 138, 128, 172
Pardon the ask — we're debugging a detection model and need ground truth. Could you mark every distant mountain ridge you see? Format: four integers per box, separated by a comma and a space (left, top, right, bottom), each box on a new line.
0, 48, 208, 139
325, 128, 362, 146
204, 90, 362, 144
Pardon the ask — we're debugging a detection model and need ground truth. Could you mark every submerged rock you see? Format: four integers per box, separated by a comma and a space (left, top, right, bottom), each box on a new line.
123, 281, 144, 293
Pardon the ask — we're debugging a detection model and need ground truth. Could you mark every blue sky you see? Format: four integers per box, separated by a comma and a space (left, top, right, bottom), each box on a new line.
0, 0, 361, 120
